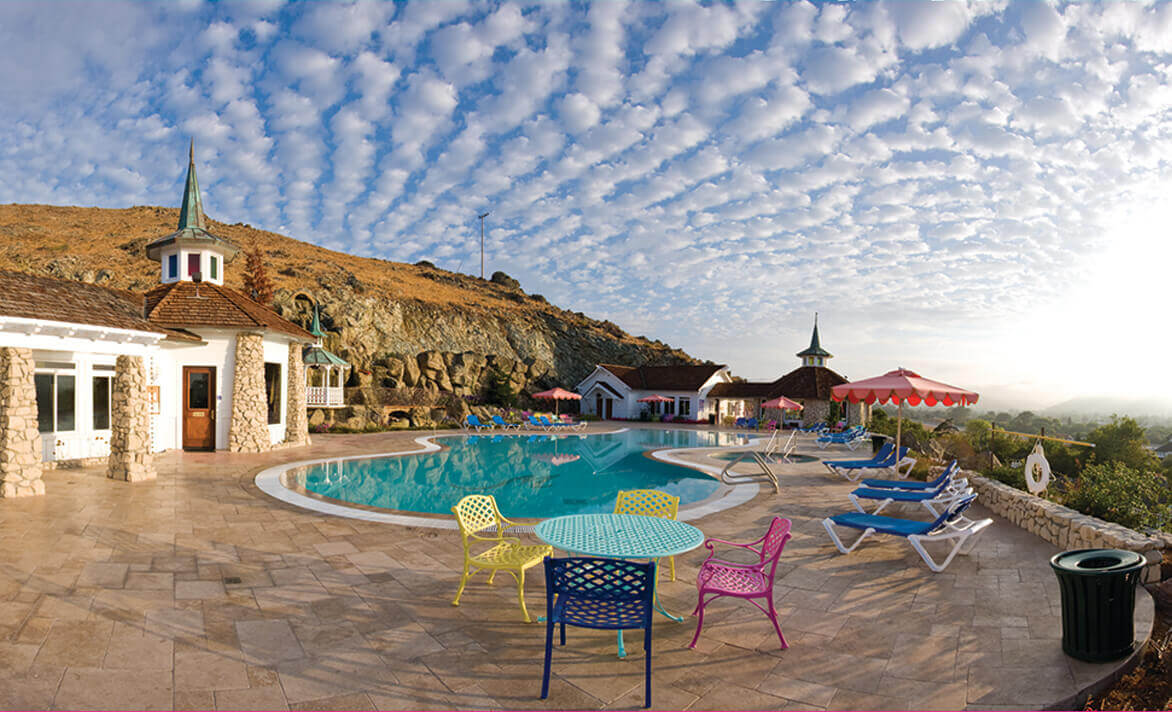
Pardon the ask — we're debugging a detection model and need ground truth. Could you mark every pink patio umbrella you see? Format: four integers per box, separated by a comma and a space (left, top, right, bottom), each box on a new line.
637, 394, 674, 415
761, 395, 803, 411
831, 368, 978, 461
532, 387, 582, 416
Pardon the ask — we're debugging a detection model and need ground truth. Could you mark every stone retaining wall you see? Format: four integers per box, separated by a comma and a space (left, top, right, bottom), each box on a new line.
967, 471, 1166, 583
0, 347, 44, 497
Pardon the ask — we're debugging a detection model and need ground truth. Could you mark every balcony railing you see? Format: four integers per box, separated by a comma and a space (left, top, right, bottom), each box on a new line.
307, 385, 345, 408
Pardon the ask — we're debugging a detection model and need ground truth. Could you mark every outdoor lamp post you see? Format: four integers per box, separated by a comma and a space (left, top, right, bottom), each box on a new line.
478, 211, 490, 278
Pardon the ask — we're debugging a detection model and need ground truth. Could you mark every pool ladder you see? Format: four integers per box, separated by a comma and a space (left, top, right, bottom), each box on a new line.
719, 451, 779, 493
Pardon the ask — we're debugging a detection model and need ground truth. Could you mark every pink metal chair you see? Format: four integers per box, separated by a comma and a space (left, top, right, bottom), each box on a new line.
689, 517, 792, 650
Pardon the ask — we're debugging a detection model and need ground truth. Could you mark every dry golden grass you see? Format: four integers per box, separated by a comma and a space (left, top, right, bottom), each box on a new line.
0, 203, 656, 348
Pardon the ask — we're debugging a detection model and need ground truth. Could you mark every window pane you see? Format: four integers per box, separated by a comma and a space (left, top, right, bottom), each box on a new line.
265, 363, 282, 424
188, 253, 200, 276
210, 256, 218, 280
188, 372, 209, 409
93, 376, 110, 430
168, 254, 178, 278
35, 374, 54, 433
56, 375, 75, 432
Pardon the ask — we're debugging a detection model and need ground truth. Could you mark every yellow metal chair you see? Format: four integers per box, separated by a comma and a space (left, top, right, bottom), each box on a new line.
614, 489, 681, 581
451, 494, 551, 623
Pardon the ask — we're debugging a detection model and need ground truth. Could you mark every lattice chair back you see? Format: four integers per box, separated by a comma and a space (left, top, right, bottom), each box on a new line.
760, 517, 793, 579
614, 489, 680, 520
544, 557, 655, 627
452, 494, 503, 545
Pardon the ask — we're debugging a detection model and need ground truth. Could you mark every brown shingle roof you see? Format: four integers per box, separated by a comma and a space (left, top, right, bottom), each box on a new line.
598, 363, 726, 391
0, 269, 194, 340
768, 365, 848, 400
143, 281, 312, 340
707, 381, 777, 398
707, 366, 849, 401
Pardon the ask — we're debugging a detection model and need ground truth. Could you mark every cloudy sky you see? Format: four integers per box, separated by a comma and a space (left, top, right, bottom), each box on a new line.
3, 0, 1171, 409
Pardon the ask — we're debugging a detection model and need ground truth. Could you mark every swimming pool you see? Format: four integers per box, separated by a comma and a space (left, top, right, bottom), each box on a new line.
290, 429, 750, 519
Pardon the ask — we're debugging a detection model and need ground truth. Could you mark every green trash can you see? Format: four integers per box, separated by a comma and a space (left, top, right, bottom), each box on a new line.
1050, 548, 1145, 662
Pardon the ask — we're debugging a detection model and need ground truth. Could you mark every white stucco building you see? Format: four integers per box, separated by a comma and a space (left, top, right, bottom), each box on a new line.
0, 144, 311, 496
575, 363, 731, 421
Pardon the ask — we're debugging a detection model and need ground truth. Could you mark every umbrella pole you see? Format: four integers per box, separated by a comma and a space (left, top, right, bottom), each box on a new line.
896, 400, 903, 464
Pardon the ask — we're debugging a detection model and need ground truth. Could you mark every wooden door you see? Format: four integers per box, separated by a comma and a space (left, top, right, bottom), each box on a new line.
182, 367, 216, 451
604, 399, 613, 419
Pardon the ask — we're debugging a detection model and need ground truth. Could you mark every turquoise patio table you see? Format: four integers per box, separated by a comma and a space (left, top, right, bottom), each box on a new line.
535, 513, 704, 657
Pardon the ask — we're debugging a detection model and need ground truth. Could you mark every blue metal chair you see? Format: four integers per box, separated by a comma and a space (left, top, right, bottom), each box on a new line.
540, 557, 656, 708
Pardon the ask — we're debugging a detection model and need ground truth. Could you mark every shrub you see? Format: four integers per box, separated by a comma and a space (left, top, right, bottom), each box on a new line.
1088, 417, 1162, 471
986, 464, 1028, 491
1059, 462, 1171, 531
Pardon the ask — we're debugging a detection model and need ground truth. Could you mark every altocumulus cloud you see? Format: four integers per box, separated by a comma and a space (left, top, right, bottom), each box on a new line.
3, 0, 1172, 404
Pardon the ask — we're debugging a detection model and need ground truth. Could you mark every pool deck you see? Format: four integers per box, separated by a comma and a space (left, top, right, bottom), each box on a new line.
0, 424, 1153, 710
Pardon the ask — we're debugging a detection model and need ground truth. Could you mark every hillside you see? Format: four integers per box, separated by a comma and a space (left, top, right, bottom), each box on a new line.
0, 204, 700, 394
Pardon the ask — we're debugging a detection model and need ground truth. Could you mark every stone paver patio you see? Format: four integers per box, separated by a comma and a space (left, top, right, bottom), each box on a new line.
0, 425, 1152, 710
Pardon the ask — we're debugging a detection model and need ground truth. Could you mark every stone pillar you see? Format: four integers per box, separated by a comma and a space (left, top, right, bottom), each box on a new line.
107, 355, 155, 482
284, 342, 309, 446
0, 347, 45, 497
802, 400, 830, 427
228, 332, 270, 453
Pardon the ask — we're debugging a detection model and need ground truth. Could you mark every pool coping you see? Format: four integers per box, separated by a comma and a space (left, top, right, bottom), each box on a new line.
254, 428, 761, 529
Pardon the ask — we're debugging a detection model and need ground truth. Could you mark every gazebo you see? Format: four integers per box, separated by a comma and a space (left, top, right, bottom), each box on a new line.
303, 305, 349, 408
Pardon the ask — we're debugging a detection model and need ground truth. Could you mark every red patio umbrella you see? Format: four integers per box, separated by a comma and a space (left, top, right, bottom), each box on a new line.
532, 387, 582, 416
831, 368, 978, 461
636, 394, 673, 403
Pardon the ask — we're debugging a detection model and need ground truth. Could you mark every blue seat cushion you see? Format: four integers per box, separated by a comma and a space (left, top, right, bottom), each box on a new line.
829, 512, 935, 536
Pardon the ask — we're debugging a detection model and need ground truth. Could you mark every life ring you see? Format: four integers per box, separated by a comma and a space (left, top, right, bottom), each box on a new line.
1024, 442, 1050, 494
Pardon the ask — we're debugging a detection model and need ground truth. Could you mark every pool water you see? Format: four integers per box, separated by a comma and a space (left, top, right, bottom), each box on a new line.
298, 429, 749, 518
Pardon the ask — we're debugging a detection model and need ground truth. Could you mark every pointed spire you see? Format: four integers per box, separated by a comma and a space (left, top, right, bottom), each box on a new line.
796, 312, 832, 362
177, 138, 208, 231
309, 303, 325, 342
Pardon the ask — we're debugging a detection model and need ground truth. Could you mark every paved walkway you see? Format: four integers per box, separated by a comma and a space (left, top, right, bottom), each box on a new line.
0, 426, 1152, 710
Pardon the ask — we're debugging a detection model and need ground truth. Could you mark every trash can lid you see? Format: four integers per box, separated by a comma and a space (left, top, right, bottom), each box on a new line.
1050, 548, 1145, 574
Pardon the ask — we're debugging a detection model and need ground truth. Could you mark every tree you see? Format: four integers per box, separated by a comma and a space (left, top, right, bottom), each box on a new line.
1087, 416, 1161, 471
484, 368, 517, 408
242, 248, 274, 305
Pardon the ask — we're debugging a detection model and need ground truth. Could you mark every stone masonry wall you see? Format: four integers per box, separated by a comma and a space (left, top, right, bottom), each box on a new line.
0, 347, 44, 497
107, 355, 155, 482
228, 332, 270, 453
284, 342, 309, 446
966, 470, 1167, 583
802, 399, 829, 427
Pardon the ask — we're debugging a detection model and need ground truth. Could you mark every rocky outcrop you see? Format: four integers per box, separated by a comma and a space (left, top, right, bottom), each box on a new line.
228, 333, 270, 453
0, 347, 44, 497
107, 355, 155, 482
273, 290, 696, 397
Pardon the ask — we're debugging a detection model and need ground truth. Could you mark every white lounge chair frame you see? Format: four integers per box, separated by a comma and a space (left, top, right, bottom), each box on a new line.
825, 456, 916, 482
821, 510, 992, 573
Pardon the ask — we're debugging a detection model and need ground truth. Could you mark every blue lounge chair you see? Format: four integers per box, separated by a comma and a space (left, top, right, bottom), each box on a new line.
734, 417, 746, 428
798, 423, 827, 433
861, 460, 960, 491
821, 495, 992, 573
492, 415, 521, 430
823, 445, 914, 481
464, 414, 493, 431
528, 415, 553, 431
816, 427, 868, 450
745, 417, 759, 430
539, 415, 572, 430
848, 471, 972, 516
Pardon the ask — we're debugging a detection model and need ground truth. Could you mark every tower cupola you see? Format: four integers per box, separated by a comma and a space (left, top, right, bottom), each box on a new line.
145, 140, 239, 286
796, 313, 832, 368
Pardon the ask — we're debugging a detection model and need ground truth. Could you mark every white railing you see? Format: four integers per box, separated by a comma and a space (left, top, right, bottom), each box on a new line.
307, 386, 345, 408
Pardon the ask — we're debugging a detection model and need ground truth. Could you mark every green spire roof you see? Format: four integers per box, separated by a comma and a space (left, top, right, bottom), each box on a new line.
177, 139, 208, 231
145, 140, 240, 263
309, 304, 325, 339
796, 314, 832, 359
